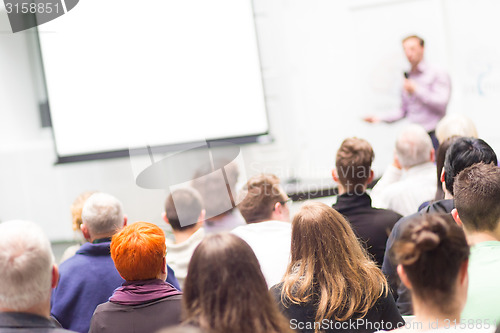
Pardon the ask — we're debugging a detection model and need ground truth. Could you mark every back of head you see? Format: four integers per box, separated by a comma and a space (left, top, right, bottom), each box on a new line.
165, 187, 203, 231
237, 174, 286, 224
111, 222, 166, 281
443, 137, 497, 195
436, 114, 478, 144
335, 137, 374, 193
70, 191, 96, 231
0, 220, 54, 311
191, 160, 239, 219
183, 233, 288, 333
81, 192, 124, 237
454, 163, 500, 232
283, 202, 386, 322
392, 214, 469, 310
395, 124, 433, 168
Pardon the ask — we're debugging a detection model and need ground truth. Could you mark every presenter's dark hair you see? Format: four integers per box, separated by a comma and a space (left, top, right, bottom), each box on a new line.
183, 233, 291, 333
402, 35, 424, 47
443, 137, 497, 195
392, 214, 469, 312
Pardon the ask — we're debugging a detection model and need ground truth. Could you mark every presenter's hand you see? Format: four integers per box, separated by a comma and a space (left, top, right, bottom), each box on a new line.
363, 115, 380, 124
403, 79, 416, 94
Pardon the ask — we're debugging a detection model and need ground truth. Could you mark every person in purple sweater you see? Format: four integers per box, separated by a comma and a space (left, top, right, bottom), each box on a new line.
50, 193, 180, 333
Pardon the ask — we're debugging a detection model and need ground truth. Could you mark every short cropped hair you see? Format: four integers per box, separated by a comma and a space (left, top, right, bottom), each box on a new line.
395, 124, 433, 168
237, 174, 286, 224
70, 191, 96, 231
454, 163, 500, 232
443, 137, 497, 195
0, 220, 54, 310
82, 193, 124, 236
402, 35, 424, 47
165, 187, 203, 231
111, 222, 166, 281
335, 137, 374, 193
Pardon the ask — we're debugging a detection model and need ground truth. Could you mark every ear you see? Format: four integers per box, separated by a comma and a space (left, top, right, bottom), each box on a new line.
332, 169, 339, 182
430, 148, 435, 163
123, 215, 128, 227
52, 264, 59, 289
162, 212, 169, 225
440, 169, 446, 184
161, 257, 167, 274
197, 209, 206, 226
397, 264, 413, 290
458, 259, 469, 286
452, 208, 463, 227
367, 170, 374, 184
81, 224, 91, 241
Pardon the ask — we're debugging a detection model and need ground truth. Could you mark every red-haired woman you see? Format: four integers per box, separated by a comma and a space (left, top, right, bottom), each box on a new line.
89, 222, 182, 333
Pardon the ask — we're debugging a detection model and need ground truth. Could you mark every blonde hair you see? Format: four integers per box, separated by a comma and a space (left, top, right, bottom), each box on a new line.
281, 202, 387, 331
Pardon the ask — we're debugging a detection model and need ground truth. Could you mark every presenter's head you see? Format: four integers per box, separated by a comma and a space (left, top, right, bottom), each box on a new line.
402, 35, 425, 68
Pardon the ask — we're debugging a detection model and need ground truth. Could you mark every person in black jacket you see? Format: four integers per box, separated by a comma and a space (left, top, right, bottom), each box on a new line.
332, 137, 401, 267
382, 136, 497, 315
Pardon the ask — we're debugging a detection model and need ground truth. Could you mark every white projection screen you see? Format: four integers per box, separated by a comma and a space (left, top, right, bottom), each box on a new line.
37, 0, 269, 163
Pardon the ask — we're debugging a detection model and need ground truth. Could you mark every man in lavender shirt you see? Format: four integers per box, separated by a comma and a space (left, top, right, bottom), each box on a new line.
364, 35, 451, 150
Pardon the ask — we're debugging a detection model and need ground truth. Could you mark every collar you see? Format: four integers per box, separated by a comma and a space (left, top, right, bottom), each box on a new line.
333, 192, 372, 211
92, 237, 112, 244
76, 241, 112, 256
0, 312, 58, 329
410, 60, 427, 74
405, 161, 435, 177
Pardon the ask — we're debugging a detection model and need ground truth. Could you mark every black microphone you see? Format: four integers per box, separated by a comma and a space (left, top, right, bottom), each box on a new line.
404, 72, 409, 79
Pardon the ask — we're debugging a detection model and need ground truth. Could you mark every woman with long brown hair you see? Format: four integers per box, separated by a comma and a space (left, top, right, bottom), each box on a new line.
183, 233, 292, 333
271, 202, 403, 333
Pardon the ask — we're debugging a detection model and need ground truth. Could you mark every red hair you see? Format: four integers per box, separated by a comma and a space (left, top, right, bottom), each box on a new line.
111, 222, 166, 281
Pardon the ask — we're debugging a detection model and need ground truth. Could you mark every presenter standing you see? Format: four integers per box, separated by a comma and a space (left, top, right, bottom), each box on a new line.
364, 35, 451, 150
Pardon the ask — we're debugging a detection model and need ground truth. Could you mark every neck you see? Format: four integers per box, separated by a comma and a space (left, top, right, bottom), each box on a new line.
1, 298, 51, 319
172, 228, 198, 244
465, 229, 500, 247
412, 297, 460, 330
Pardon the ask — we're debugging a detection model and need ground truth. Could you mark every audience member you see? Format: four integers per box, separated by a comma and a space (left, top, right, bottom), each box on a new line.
60, 191, 96, 263
0, 220, 76, 333
271, 202, 404, 333
163, 187, 205, 288
371, 124, 436, 216
191, 160, 245, 233
89, 222, 182, 333
382, 137, 497, 315
183, 233, 291, 333
332, 137, 402, 267
435, 113, 478, 144
232, 174, 292, 287
453, 163, 500, 324
51, 193, 180, 333
391, 214, 472, 331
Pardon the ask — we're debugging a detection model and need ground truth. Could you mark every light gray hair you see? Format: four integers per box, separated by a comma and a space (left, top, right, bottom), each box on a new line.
436, 114, 478, 144
395, 124, 433, 168
81, 193, 124, 236
0, 220, 54, 310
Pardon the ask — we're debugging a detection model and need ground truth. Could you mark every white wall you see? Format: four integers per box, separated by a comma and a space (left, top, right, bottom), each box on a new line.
1, 0, 499, 240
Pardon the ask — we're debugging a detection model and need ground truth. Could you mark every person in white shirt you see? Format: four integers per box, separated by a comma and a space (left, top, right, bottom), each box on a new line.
163, 187, 206, 289
232, 174, 292, 288
371, 124, 436, 216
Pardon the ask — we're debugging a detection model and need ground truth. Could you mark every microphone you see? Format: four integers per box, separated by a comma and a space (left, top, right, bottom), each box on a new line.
404, 72, 409, 79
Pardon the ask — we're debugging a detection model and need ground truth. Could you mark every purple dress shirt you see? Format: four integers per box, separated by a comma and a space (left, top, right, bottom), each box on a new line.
383, 61, 451, 132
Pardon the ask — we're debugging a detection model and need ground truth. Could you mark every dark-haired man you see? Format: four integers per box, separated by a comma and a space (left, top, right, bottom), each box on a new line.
453, 163, 500, 324
332, 137, 401, 267
382, 137, 497, 315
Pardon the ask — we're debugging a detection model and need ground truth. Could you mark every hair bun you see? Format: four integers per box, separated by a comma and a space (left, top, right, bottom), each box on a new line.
411, 218, 449, 252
